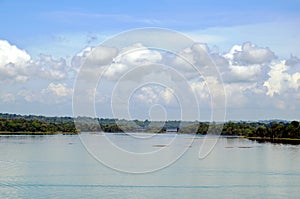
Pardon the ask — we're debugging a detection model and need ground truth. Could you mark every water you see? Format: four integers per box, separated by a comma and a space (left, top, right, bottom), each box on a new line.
0, 133, 299, 198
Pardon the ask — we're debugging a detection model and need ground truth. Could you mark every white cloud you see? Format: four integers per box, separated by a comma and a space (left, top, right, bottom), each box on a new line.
225, 64, 262, 82
223, 45, 242, 60
0, 40, 74, 83
264, 61, 300, 97
191, 76, 226, 107
191, 80, 209, 100
135, 87, 158, 104
285, 55, 300, 67
134, 86, 176, 106
118, 43, 162, 65
231, 42, 276, 65
18, 90, 39, 103
34, 54, 69, 80
0, 40, 30, 66
42, 83, 73, 97
224, 83, 258, 108
0, 40, 31, 83
74, 43, 164, 81
103, 44, 162, 80
2, 37, 300, 119
161, 88, 174, 105
88, 46, 118, 66
71, 46, 93, 72
222, 43, 276, 83
103, 63, 128, 80
172, 43, 228, 80
18, 83, 73, 104
72, 46, 119, 83
176, 43, 212, 67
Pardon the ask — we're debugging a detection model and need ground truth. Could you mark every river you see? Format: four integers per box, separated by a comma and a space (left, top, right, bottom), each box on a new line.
0, 133, 299, 198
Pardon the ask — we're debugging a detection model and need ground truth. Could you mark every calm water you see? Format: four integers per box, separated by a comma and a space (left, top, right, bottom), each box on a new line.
0, 133, 299, 198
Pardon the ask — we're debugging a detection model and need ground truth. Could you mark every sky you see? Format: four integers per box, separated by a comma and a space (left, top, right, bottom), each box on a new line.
0, 0, 300, 121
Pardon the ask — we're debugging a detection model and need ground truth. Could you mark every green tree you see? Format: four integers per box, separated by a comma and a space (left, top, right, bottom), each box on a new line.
256, 126, 267, 137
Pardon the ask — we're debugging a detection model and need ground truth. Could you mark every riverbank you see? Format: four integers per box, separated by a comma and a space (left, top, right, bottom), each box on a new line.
1, 131, 300, 145
0, 131, 79, 135
247, 137, 300, 145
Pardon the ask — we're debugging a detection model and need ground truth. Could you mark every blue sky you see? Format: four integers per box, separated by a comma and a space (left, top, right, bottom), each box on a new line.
1, 0, 299, 56
0, 0, 300, 120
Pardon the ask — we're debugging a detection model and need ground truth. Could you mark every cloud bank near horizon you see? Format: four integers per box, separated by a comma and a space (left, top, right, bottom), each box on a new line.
0, 38, 300, 120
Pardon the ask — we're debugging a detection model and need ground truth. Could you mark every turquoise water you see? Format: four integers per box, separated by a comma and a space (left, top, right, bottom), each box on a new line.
0, 134, 299, 198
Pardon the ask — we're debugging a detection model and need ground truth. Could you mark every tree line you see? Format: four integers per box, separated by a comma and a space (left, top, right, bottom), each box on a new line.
191, 121, 300, 139
0, 118, 77, 134
0, 113, 299, 139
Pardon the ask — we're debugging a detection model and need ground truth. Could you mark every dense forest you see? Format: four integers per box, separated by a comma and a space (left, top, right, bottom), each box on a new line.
0, 113, 299, 141
0, 117, 77, 134
194, 121, 300, 139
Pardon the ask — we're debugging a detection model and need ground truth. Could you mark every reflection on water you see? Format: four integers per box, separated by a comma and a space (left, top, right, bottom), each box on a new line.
0, 134, 299, 198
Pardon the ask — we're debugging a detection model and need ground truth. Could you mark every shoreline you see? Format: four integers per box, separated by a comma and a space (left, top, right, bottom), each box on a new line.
1, 131, 300, 145
0, 131, 78, 135
246, 137, 300, 145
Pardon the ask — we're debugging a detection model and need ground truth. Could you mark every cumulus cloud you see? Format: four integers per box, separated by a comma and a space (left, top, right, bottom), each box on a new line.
222, 43, 276, 83
75, 41, 300, 117
0, 62, 31, 83
34, 54, 69, 80
228, 42, 277, 65
0, 40, 73, 83
103, 63, 128, 80
224, 64, 262, 82
0, 40, 30, 66
18, 83, 73, 104
74, 43, 164, 82
134, 86, 176, 106
88, 46, 118, 66
225, 82, 261, 108
117, 43, 162, 65
42, 83, 73, 97
103, 43, 162, 80
2, 37, 300, 118
171, 43, 228, 83
191, 79, 210, 100
71, 46, 93, 72
264, 61, 300, 97
174, 43, 227, 68
73, 45, 119, 85
18, 90, 39, 103
0, 40, 32, 83
285, 55, 300, 67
